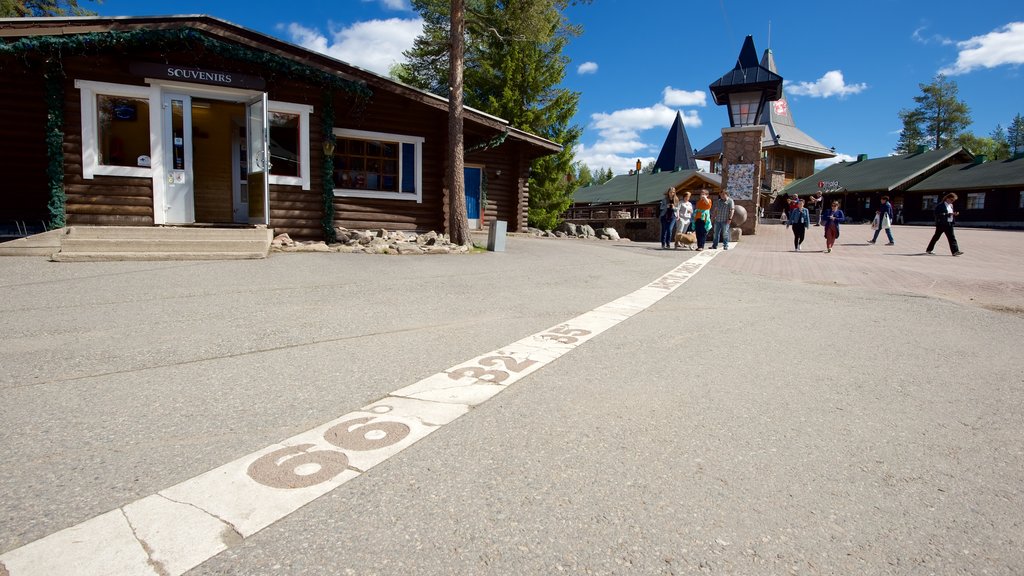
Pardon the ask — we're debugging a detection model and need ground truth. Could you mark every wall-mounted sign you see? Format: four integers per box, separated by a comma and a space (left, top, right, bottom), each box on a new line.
130, 62, 266, 90
726, 163, 756, 200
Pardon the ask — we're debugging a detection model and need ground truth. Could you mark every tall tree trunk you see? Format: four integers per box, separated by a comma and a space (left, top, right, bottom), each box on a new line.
447, 0, 471, 246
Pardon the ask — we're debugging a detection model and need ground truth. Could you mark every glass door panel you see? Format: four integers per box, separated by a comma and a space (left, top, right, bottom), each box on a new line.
163, 93, 194, 224
246, 94, 269, 224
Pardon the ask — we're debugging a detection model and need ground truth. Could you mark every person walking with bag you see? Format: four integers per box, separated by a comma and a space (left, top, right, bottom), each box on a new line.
821, 200, 844, 253
786, 198, 810, 251
659, 187, 679, 249
693, 189, 713, 251
868, 195, 895, 245
674, 190, 693, 249
926, 192, 964, 256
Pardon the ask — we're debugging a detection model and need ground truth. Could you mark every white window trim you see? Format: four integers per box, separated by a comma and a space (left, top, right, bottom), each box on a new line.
268, 100, 313, 190
75, 79, 155, 180
966, 192, 985, 210
332, 127, 424, 203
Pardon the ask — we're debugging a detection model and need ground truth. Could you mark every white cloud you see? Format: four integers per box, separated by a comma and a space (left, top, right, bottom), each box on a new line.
662, 87, 706, 107
815, 154, 856, 170
912, 25, 953, 46
364, 0, 410, 9
577, 61, 598, 75
281, 18, 424, 76
576, 105, 702, 174
939, 21, 1024, 75
786, 71, 867, 98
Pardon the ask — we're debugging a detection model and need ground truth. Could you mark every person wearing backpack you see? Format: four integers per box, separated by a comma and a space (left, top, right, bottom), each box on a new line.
692, 189, 713, 251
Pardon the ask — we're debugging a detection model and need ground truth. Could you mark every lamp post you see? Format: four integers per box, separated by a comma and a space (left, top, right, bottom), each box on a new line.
633, 158, 642, 218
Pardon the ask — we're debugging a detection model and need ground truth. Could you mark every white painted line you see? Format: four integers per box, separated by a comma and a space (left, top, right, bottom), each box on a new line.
0, 509, 157, 576
0, 250, 718, 576
123, 495, 236, 576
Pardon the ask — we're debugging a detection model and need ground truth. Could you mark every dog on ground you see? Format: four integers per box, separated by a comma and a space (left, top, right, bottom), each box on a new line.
674, 231, 697, 249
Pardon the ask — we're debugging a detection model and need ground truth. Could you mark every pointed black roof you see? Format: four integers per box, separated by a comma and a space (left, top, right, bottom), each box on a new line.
654, 111, 698, 172
709, 35, 783, 105
696, 46, 834, 160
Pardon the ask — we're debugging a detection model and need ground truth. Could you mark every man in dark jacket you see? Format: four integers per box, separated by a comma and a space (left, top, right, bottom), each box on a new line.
926, 193, 963, 256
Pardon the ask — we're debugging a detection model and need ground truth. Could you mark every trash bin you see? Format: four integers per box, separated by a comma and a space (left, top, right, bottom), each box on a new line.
487, 220, 507, 252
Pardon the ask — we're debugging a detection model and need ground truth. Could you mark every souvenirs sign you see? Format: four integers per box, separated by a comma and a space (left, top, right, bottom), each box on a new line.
130, 62, 266, 90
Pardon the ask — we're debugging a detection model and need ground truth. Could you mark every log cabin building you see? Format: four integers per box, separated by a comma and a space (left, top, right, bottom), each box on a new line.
783, 147, 1024, 226
0, 15, 560, 243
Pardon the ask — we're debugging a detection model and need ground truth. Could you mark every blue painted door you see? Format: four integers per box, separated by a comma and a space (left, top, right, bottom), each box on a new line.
464, 166, 482, 228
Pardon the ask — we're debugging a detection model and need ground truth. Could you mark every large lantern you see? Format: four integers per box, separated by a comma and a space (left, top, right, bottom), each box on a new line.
709, 35, 783, 127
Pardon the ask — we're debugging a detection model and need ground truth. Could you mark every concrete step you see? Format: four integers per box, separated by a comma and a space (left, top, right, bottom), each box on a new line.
64, 226, 271, 240
48, 226, 273, 261
51, 251, 268, 262
60, 238, 270, 253
0, 229, 64, 256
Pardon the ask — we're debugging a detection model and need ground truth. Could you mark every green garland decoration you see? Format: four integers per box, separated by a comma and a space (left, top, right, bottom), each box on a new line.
44, 60, 66, 230
321, 91, 337, 243
0, 28, 372, 99
480, 172, 488, 213
2, 27, 374, 236
465, 129, 509, 153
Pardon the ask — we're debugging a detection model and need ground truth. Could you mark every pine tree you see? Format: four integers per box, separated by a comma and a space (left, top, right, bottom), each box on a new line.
1008, 113, 1024, 156
895, 108, 926, 154
0, 0, 94, 16
989, 125, 1010, 160
912, 74, 972, 150
399, 0, 586, 230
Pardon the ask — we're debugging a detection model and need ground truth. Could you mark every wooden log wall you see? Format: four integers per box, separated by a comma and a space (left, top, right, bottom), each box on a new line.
6, 38, 547, 239
328, 88, 447, 234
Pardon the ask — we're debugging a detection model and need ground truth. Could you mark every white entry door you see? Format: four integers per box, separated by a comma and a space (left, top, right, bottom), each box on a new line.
162, 93, 194, 224
246, 93, 270, 225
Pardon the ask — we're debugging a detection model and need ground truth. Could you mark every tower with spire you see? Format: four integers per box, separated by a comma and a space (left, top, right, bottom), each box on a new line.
696, 43, 835, 202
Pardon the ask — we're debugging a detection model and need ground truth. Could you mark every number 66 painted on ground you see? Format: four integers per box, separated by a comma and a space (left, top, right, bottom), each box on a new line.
246, 415, 411, 489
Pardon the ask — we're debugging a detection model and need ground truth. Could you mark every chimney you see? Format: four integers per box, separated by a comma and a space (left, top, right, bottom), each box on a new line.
857, 154, 868, 162
973, 154, 987, 165
915, 145, 927, 155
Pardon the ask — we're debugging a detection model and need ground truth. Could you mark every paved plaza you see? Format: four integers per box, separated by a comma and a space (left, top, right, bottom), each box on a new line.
0, 223, 1022, 575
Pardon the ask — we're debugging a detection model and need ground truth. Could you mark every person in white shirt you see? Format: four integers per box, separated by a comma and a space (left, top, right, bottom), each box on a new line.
926, 192, 963, 256
674, 191, 693, 249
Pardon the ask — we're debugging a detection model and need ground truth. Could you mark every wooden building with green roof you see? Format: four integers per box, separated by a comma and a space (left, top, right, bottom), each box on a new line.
783, 147, 1024, 226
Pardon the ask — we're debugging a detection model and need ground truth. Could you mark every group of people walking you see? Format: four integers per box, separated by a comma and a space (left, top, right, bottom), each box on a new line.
786, 197, 844, 252
783, 193, 963, 255
659, 188, 734, 251
658, 189, 965, 256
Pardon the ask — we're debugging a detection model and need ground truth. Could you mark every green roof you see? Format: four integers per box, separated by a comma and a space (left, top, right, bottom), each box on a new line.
571, 170, 721, 205
783, 147, 972, 196
908, 155, 1024, 192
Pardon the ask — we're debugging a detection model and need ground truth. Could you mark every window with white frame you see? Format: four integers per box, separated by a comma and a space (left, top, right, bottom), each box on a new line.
922, 195, 939, 210
966, 192, 985, 210
268, 101, 312, 190
331, 128, 423, 202
76, 80, 154, 179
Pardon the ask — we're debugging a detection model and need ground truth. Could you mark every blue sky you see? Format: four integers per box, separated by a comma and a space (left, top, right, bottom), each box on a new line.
95, 0, 1024, 175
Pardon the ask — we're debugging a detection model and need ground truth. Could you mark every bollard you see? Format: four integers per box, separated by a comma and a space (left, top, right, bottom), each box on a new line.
487, 220, 507, 252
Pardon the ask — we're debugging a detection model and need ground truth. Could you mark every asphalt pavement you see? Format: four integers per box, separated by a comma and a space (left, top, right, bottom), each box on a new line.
1, 225, 1022, 575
